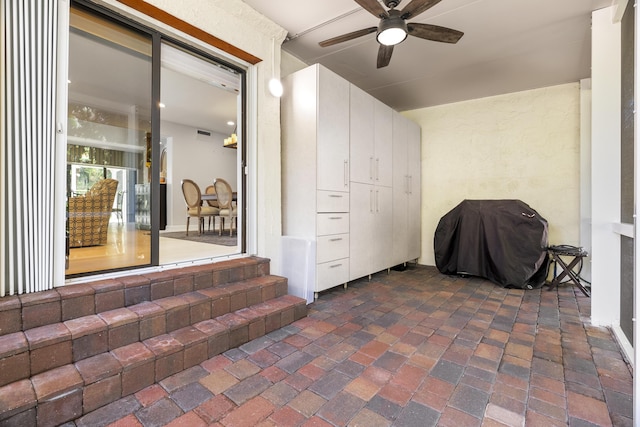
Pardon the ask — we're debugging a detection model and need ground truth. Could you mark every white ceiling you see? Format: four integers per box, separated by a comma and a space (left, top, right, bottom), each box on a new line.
68, 27, 239, 136
244, 0, 613, 111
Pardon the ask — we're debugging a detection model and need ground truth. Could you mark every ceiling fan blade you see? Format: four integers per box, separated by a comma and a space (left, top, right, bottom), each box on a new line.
407, 23, 463, 43
400, 0, 442, 19
377, 44, 394, 68
319, 27, 377, 47
354, 0, 388, 18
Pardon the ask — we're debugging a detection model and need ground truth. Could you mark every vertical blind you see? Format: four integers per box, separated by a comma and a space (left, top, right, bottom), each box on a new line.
1, 1, 58, 295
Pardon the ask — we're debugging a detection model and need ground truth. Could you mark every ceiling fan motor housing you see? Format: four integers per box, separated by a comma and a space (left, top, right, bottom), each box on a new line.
383, 0, 401, 8
377, 9, 408, 45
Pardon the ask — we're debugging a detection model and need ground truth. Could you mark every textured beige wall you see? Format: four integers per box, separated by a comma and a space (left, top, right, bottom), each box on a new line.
404, 83, 581, 266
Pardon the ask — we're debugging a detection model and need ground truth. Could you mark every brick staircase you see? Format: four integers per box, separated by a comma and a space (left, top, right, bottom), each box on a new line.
0, 257, 307, 427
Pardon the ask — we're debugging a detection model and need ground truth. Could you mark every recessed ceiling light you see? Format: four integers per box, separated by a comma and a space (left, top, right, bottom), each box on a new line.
227, 121, 235, 126
159, 102, 166, 108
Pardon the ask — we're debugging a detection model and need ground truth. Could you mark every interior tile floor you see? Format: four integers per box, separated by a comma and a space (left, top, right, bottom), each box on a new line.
71, 264, 632, 427
66, 223, 238, 276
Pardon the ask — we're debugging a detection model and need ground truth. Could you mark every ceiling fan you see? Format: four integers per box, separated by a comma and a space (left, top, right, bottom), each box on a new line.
319, 0, 463, 69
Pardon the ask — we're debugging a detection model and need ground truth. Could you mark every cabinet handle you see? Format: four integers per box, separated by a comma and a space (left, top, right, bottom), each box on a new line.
405, 175, 409, 194
344, 160, 348, 187
369, 157, 374, 180
329, 238, 343, 242
370, 189, 374, 213
376, 189, 379, 213
408, 175, 412, 194
330, 263, 342, 268
329, 194, 343, 198
376, 158, 380, 181
329, 216, 343, 220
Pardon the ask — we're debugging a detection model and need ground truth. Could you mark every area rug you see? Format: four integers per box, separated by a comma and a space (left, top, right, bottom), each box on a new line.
160, 230, 237, 246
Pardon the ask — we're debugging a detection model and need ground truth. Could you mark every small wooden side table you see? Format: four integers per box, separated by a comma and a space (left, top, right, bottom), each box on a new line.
547, 246, 590, 297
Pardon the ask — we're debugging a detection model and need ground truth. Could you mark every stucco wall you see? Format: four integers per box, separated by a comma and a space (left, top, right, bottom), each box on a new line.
404, 83, 581, 266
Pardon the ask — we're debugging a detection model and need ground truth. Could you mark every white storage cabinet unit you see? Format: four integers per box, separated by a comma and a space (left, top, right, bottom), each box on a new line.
392, 112, 422, 266
282, 63, 421, 300
349, 85, 394, 281
281, 64, 350, 301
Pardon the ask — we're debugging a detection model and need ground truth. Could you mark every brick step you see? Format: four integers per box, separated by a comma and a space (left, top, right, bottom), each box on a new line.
0, 256, 271, 337
0, 294, 308, 426
0, 275, 289, 388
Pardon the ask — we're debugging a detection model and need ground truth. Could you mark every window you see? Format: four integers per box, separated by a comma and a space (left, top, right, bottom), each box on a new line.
66, 2, 244, 277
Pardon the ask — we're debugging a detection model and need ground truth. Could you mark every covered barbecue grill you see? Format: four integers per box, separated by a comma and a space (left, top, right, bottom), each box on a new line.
434, 199, 550, 289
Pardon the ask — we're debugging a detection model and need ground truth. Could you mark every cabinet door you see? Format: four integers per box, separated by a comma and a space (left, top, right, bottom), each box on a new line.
406, 120, 421, 261
317, 67, 350, 192
374, 101, 393, 188
391, 112, 409, 265
372, 185, 393, 271
349, 182, 374, 281
349, 85, 375, 185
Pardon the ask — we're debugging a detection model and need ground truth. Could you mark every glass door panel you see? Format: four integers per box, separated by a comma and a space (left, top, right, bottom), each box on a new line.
158, 42, 242, 263
66, 5, 152, 276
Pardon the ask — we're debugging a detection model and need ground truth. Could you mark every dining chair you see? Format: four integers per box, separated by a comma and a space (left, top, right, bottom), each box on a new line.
112, 190, 125, 226
204, 185, 218, 231
181, 179, 219, 235
213, 178, 237, 236
68, 178, 119, 247
204, 185, 218, 207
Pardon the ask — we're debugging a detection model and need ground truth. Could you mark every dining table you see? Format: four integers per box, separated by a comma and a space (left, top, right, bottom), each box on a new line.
201, 192, 237, 202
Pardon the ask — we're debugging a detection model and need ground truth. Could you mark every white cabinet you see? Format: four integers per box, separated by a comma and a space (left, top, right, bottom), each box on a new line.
282, 64, 350, 299
349, 85, 392, 187
282, 64, 421, 299
406, 119, 421, 260
349, 86, 393, 282
392, 112, 422, 266
374, 102, 393, 187
350, 183, 393, 281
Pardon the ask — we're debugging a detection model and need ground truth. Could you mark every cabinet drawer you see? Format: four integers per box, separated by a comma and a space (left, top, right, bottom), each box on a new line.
316, 258, 349, 292
317, 213, 349, 236
317, 233, 349, 263
317, 191, 349, 213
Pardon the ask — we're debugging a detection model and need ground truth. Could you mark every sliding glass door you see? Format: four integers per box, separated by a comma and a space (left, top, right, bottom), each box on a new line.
66, 2, 244, 277
159, 43, 242, 264
66, 4, 152, 275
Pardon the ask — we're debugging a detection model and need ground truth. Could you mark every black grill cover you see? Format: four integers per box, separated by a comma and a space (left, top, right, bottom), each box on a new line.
434, 200, 549, 289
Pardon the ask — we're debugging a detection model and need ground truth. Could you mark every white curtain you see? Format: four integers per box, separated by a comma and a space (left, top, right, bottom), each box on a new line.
1, 1, 59, 295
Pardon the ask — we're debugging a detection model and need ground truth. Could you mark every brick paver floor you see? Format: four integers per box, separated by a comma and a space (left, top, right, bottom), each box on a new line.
72, 265, 633, 426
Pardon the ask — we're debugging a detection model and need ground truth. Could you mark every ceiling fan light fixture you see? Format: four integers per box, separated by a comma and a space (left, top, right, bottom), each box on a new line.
376, 14, 407, 46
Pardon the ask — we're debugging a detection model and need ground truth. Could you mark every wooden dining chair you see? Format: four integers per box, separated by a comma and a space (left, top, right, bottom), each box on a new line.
213, 178, 237, 236
181, 179, 219, 235
204, 185, 218, 231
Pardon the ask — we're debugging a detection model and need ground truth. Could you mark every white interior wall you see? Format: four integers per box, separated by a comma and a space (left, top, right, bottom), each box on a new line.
161, 121, 237, 231
590, 6, 622, 328
404, 84, 581, 267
